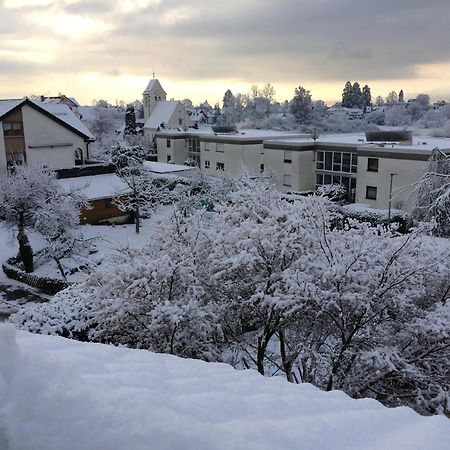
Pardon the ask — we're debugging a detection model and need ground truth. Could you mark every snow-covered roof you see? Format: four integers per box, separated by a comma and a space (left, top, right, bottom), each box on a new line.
0, 99, 23, 118
143, 101, 180, 130
36, 102, 95, 140
0, 98, 95, 141
265, 132, 450, 154
156, 127, 307, 141
56, 174, 131, 200
3, 327, 449, 450
143, 161, 196, 174
143, 79, 166, 94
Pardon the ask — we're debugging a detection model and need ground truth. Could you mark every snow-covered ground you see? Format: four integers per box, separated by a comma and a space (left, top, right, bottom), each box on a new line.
0, 216, 165, 318
0, 325, 448, 450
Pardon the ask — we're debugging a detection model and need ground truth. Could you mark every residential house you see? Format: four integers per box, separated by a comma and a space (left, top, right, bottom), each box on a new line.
0, 98, 95, 174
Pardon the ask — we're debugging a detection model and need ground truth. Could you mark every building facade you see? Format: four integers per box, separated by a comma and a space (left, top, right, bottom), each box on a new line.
0, 99, 95, 173
154, 129, 450, 212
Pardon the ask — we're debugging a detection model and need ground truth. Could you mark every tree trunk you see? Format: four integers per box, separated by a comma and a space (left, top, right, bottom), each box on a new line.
256, 336, 266, 375
135, 204, 140, 234
279, 329, 295, 383
17, 212, 33, 273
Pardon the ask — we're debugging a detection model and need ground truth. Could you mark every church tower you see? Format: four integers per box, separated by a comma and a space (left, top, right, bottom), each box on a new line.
143, 79, 167, 121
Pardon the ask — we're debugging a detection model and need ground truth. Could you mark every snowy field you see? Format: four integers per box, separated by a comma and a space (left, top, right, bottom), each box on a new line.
0, 325, 448, 450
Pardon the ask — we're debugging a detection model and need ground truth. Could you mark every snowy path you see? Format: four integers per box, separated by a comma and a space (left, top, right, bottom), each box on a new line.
0, 326, 449, 450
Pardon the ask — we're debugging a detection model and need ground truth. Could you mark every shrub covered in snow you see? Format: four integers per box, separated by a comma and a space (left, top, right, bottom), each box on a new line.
11, 177, 450, 415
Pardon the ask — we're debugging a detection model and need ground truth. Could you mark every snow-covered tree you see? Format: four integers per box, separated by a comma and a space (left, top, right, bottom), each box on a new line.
290, 86, 312, 123
362, 85, 372, 112
341, 81, 354, 108
386, 91, 398, 105
412, 148, 450, 236
124, 104, 137, 137
111, 144, 150, 169
0, 165, 85, 273
33, 190, 92, 279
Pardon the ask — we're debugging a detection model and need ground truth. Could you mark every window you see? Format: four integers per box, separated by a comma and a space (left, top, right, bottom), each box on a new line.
284, 150, 292, 163
366, 186, 377, 200
283, 174, 292, 186
367, 158, 379, 172
166, 139, 171, 148
178, 118, 183, 125
316, 150, 358, 173
74, 148, 83, 166
205, 160, 210, 169
316, 151, 324, 170
187, 138, 200, 167
216, 162, 225, 171
260, 163, 265, 173
3, 122, 23, 137
167, 155, 172, 163
216, 143, 224, 153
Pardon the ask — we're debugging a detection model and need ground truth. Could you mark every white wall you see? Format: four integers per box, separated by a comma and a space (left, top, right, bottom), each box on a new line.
22, 105, 87, 169
156, 137, 187, 165
355, 155, 427, 211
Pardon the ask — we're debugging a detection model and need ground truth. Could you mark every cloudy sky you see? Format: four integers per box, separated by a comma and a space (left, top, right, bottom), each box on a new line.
1, 0, 450, 106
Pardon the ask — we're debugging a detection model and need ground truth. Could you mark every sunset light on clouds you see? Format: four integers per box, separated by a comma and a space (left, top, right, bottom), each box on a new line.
1, 0, 450, 105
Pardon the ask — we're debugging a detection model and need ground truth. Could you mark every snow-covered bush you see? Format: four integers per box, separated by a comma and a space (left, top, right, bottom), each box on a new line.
12, 176, 450, 415
316, 184, 347, 202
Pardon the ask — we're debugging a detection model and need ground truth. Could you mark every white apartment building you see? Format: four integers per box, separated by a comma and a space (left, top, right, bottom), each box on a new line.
154, 128, 450, 212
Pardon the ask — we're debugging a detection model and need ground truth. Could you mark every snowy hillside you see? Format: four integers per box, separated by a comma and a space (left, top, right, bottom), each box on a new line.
0, 326, 448, 450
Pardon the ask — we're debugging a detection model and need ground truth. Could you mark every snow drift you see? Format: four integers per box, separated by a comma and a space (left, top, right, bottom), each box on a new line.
0, 324, 448, 450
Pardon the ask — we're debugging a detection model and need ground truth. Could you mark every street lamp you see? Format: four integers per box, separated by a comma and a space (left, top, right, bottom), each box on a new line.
388, 173, 397, 223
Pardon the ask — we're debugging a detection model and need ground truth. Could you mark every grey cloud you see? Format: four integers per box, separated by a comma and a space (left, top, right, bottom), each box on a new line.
2, 0, 450, 94
62, 0, 115, 16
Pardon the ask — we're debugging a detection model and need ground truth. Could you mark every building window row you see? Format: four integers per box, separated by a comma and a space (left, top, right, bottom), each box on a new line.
316, 150, 357, 173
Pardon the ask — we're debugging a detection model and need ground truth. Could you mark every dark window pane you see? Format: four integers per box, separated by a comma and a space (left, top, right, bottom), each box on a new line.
325, 152, 332, 170
367, 158, 379, 172
316, 174, 323, 185
317, 151, 324, 161
324, 174, 332, 184
342, 153, 351, 172
366, 186, 377, 200
333, 152, 342, 163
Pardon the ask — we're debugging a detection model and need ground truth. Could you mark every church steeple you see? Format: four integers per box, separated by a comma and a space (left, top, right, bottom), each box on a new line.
143, 79, 167, 121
